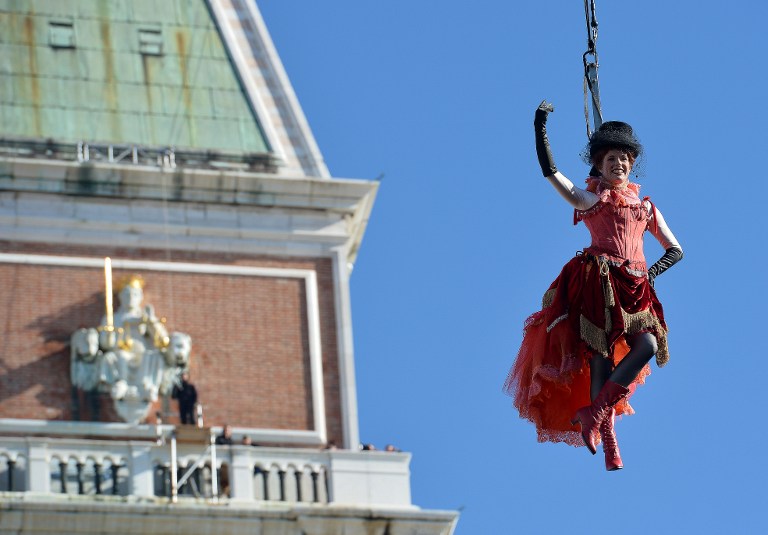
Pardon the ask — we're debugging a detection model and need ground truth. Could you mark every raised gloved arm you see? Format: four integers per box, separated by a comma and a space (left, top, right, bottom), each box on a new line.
534, 100, 557, 177
534, 100, 598, 210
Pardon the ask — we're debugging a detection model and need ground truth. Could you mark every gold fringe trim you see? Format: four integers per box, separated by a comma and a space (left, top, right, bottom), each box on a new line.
580, 310, 670, 366
604, 281, 615, 307
598, 257, 616, 307
541, 288, 555, 309
621, 308, 656, 334
580, 314, 609, 356
656, 329, 670, 367
621, 308, 670, 367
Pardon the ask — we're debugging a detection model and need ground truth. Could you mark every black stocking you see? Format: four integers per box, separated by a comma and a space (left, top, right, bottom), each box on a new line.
590, 354, 613, 401
609, 332, 658, 388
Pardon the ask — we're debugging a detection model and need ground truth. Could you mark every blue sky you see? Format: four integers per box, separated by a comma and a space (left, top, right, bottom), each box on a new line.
258, 2, 767, 533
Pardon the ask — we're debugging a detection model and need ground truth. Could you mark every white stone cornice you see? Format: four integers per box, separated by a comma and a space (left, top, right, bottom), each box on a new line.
0, 157, 374, 211
0, 157, 378, 262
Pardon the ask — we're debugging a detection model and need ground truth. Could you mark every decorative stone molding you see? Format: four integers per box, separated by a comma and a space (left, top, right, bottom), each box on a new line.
0, 156, 378, 264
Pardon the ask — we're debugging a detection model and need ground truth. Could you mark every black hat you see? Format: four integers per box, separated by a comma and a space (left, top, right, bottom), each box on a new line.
587, 121, 642, 161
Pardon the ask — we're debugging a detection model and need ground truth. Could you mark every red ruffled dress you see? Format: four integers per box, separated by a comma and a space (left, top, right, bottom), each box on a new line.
504, 178, 670, 446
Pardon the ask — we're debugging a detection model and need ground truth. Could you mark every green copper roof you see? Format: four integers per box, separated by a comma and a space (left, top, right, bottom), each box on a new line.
0, 0, 271, 155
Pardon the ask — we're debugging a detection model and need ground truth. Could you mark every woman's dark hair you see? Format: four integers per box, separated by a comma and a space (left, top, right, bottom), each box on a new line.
591, 147, 637, 168
581, 121, 644, 173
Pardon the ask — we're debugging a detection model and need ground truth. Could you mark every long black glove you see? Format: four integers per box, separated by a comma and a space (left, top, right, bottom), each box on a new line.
534, 100, 557, 177
648, 246, 683, 286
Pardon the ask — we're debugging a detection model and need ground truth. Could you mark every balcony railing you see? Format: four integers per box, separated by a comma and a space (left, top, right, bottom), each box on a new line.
0, 420, 412, 508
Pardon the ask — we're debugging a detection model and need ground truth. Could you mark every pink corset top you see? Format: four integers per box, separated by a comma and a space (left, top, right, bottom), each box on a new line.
574, 179, 652, 271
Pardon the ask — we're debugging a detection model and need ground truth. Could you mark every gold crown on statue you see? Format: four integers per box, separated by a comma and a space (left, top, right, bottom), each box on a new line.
116, 274, 146, 292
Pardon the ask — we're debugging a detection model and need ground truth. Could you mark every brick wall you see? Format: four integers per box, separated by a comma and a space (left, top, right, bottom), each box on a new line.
0, 241, 343, 446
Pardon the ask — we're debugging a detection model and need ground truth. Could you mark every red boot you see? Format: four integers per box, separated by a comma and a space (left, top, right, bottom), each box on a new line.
571, 380, 629, 454
600, 408, 623, 471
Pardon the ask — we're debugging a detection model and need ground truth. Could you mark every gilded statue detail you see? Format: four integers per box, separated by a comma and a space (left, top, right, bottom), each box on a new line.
70, 266, 192, 425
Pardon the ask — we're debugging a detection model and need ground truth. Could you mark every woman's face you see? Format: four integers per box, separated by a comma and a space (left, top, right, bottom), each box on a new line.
598, 149, 632, 185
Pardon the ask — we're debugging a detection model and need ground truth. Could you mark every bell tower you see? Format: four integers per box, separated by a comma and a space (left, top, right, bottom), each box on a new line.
0, 0, 458, 532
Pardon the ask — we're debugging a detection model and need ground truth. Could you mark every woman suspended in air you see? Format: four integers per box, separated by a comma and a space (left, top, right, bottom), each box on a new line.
503, 101, 683, 470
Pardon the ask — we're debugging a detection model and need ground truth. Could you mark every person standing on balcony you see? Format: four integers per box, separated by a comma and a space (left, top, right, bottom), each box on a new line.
171, 372, 198, 425
215, 424, 234, 446
503, 101, 683, 471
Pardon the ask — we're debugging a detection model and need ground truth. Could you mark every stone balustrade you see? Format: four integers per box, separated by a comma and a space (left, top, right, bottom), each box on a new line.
0, 419, 412, 508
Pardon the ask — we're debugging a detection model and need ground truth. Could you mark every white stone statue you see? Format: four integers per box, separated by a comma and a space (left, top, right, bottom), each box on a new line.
70, 273, 192, 424
70, 327, 118, 392
159, 331, 192, 397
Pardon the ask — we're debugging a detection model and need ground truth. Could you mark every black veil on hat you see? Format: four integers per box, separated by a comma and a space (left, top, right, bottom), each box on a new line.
582, 121, 644, 176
